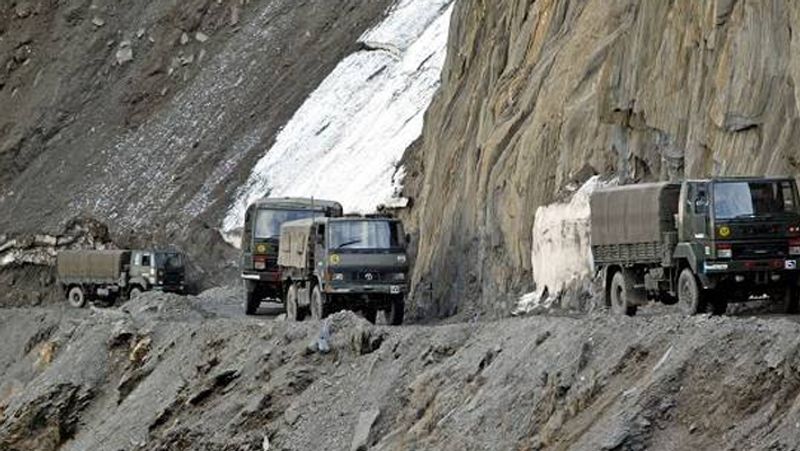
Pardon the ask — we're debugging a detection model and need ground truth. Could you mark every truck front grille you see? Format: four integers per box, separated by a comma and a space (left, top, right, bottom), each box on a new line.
732, 242, 787, 259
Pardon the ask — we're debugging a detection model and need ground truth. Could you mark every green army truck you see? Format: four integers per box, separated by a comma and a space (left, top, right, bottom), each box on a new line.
240, 197, 343, 315
591, 177, 800, 316
278, 216, 409, 325
57, 249, 186, 308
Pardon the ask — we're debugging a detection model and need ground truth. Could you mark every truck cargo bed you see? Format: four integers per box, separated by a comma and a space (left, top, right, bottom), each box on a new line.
57, 250, 130, 284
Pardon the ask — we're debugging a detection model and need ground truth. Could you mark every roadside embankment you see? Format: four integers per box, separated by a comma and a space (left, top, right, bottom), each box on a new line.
2, 291, 800, 450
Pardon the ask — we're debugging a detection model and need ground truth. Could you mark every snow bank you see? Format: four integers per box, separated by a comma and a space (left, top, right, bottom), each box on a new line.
514, 176, 616, 314
223, 0, 454, 232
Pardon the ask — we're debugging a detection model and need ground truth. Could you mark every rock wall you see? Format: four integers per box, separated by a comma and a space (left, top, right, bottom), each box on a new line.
407, 0, 800, 317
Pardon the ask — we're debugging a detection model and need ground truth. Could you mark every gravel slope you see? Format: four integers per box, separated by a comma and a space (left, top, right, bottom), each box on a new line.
3, 290, 800, 450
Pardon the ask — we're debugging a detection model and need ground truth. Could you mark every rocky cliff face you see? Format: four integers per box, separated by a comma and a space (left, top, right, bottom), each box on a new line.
407, 0, 800, 317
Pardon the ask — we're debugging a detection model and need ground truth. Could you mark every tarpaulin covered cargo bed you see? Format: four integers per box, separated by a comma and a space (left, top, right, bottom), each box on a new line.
57, 250, 130, 282
590, 183, 680, 246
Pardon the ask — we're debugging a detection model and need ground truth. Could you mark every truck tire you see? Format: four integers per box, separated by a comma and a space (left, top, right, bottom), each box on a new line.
782, 284, 799, 314
383, 295, 405, 325
67, 286, 86, 308
285, 284, 303, 321
310, 285, 329, 321
129, 287, 143, 300
244, 284, 260, 316
362, 307, 378, 324
678, 268, 703, 315
707, 291, 728, 315
609, 271, 637, 316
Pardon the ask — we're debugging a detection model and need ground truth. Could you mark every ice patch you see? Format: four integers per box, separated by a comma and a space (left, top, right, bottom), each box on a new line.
514, 176, 617, 314
223, 0, 454, 232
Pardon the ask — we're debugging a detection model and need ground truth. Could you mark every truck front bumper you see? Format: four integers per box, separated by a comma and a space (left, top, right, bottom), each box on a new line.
155, 284, 186, 294
700, 258, 800, 291
702, 258, 799, 274
324, 284, 406, 295
241, 271, 281, 283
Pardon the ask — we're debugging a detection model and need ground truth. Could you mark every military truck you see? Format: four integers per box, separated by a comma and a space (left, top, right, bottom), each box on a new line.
57, 249, 186, 308
240, 197, 343, 315
278, 215, 409, 325
591, 177, 800, 316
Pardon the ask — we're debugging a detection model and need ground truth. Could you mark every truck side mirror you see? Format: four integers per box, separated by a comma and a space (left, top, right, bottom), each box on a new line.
694, 196, 708, 214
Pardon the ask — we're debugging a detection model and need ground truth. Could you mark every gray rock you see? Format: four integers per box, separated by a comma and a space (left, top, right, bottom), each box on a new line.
195, 32, 209, 43
316, 321, 331, 354
91, 17, 105, 27
350, 408, 380, 451
115, 40, 133, 65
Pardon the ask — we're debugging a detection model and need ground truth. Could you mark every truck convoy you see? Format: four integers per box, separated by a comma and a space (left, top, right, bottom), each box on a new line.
57, 249, 186, 308
591, 177, 800, 315
278, 215, 409, 325
240, 197, 343, 315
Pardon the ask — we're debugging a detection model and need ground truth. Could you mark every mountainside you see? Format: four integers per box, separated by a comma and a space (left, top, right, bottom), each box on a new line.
407, 0, 800, 317
0, 0, 392, 238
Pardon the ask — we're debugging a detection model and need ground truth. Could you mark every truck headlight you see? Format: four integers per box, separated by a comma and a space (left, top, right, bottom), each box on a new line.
392, 273, 406, 281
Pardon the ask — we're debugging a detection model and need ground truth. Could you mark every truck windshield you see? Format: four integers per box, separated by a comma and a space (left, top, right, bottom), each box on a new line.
713, 181, 798, 219
329, 220, 403, 250
155, 253, 184, 269
255, 209, 316, 239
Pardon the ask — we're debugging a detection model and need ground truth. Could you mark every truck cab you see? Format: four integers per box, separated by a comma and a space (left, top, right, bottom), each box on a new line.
279, 216, 409, 325
128, 250, 186, 295
676, 178, 800, 306
240, 197, 343, 315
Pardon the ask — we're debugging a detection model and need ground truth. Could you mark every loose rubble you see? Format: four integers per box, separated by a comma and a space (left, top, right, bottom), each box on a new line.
2, 289, 800, 450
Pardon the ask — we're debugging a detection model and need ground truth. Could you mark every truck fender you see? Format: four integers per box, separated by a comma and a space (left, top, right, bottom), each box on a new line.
671, 243, 716, 289
129, 276, 149, 291
672, 243, 701, 273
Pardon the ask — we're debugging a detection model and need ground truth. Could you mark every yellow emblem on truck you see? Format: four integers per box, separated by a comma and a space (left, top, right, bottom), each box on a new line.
330, 254, 341, 264
256, 244, 267, 254
718, 226, 731, 238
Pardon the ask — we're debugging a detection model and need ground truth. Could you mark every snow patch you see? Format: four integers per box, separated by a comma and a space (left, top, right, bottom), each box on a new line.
223, 0, 454, 232
514, 176, 617, 314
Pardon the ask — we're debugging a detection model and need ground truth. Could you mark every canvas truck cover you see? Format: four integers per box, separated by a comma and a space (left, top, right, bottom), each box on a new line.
277, 218, 316, 269
251, 197, 343, 215
57, 250, 131, 281
590, 182, 680, 246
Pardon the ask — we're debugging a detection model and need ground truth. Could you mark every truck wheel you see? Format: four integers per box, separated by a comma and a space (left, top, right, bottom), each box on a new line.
244, 284, 260, 316
285, 284, 304, 321
129, 287, 143, 300
383, 295, 405, 325
310, 286, 329, 321
678, 268, 703, 315
706, 291, 728, 315
362, 307, 378, 324
782, 284, 799, 314
609, 271, 637, 316
67, 286, 86, 308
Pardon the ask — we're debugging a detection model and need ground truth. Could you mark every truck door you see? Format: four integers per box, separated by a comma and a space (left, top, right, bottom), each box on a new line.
241, 206, 254, 271
314, 223, 326, 277
684, 182, 711, 241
